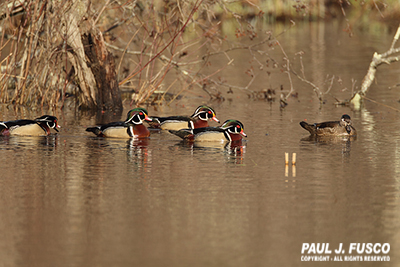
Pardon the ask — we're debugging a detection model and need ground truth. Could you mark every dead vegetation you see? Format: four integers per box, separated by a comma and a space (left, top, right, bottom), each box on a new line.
0, 0, 122, 110
0, 0, 289, 110
0, 0, 398, 111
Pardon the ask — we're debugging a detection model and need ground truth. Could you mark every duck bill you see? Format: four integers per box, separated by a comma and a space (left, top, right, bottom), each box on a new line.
346, 125, 351, 134
240, 130, 247, 137
54, 124, 61, 132
212, 116, 220, 123
145, 115, 152, 122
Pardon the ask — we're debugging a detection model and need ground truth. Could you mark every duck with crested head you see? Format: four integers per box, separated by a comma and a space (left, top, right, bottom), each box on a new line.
300, 114, 356, 136
86, 108, 152, 138
147, 105, 220, 130
0, 115, 60, 136
169, 119, 247, 142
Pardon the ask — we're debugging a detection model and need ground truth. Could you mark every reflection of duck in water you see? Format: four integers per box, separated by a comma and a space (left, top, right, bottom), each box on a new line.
300, 134, 354, 159
172, 135, 246, 165
147, 105, 220, 130
183, 138, 247, 153
126, 138, 151, 166
300, 114, 356, 137
300, 135, 356, 143
86, 108, 152, 138
224, 141, 246, 165
0, 134, 59, 149
169, 120, 247, 142
0, 115, 60, 136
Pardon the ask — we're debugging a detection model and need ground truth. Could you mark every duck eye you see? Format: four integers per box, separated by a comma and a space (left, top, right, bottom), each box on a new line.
236, 125, 240, 128
139, 112, 143, 115
208, 111, 212, 114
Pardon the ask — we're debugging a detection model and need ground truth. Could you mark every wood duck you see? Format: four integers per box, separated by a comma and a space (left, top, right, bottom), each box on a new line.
169, 119, 247, 142
147, 105, 220, 130
0, 115, 60, 136
86, 107, 152, 138
300, 114, 357, 136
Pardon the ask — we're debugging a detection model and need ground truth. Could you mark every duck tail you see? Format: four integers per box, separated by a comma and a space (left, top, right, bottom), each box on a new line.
169, 129, 194, 140
146, 117, 161, 129
86, 127, 102, 136
299, 121, 315, 135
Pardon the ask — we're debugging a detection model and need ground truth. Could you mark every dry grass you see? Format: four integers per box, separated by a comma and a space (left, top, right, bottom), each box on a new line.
0, 0, 398, 109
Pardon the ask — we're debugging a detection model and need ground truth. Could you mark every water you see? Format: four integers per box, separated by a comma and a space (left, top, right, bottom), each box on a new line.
1, 21, 400, 266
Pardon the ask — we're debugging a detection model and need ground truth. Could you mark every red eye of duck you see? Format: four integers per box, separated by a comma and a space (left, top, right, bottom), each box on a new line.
208, 111, 212, 114
236, 125, 240, 128
139, 112, 143, 115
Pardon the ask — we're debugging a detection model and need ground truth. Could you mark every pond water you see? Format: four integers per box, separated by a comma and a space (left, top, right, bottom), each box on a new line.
1, 21, 400, 266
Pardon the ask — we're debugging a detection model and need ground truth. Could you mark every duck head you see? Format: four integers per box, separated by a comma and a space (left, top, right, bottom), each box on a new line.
125, 108, 152, 125
340, 114, 352, 134
35, 115, 60, 132
191, 105, 220, 123
220, 119, 247, 141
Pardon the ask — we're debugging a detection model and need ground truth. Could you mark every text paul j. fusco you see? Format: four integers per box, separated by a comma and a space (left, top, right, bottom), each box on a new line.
301, 243, 390, 262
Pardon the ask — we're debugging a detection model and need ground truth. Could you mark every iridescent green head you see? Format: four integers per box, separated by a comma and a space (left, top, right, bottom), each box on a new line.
191, 105, 220, 123
125, 108, 152, 125
34, 115, 61, 132
221, 119, 247, 137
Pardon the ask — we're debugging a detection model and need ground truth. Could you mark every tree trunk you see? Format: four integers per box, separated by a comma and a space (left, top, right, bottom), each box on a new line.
82, 32, 122, 110
63, 0, 122, 110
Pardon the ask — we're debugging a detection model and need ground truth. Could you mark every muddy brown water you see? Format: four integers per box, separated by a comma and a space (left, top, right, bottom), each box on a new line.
1, 22, 400, 266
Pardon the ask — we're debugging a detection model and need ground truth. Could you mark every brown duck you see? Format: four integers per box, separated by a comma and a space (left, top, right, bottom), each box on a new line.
300, 114, 356, 136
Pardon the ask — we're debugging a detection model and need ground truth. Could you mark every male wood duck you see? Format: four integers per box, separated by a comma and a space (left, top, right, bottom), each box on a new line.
300, 114, 357, 136
147, 105, 220, 130
0, 115, 60, 136
86, 107, 152, 138
169, 119, 247, 142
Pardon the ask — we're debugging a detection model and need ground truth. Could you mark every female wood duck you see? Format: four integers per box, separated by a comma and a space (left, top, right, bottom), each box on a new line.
0, 115, 60, 136
147, 105, 220, 130
169, 119, 247, 142
86, 107, 152, 138
300, 114, 357, 136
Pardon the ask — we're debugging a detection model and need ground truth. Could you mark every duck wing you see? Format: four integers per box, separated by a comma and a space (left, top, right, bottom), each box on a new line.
86, 121, 127, 136
148, 116, 192, 128
169, 128, 194, 140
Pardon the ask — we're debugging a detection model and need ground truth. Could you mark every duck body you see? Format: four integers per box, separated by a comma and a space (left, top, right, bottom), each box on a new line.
149, 116, 194, 131
86, 121, 131, 138
0, 115, 60, 136
86, 108, 152, 138
300, 114, 356, 136
147, 105, 219, 130
169, 120, 246, 142
86, 122, 150, 138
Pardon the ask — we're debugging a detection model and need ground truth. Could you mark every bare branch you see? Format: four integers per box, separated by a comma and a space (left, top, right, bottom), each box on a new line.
347, 24, 400, 105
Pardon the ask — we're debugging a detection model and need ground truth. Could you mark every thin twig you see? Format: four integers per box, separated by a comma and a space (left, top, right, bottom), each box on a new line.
167, 59, 234, 104
119, 0, 204, 86
94, 0, 111, 25
363, 96, 400, 112
275, 40, 294, 100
